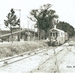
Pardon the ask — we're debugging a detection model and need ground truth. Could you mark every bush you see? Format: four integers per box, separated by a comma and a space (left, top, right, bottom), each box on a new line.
0, 41, 48, 58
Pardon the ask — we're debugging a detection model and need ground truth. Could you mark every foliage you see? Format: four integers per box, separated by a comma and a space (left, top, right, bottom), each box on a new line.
57, 21, 74, 37
4, 8, 20, 28
28, 4, 58, 39
4, 8, 20, 42
0, 41, 47, 58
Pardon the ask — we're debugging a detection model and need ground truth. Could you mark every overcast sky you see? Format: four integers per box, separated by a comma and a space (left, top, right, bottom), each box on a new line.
0, 0, 75, 29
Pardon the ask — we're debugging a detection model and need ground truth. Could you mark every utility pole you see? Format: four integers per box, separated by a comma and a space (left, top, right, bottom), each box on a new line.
0, 24, 3, 42
37, 23, 40, 40
27, 20, 30, 41
14, 9, 21, 41
34, 26, 35, 39
31, 24, 35, 40
28, 20, 29, 33
14, 9, 21, 28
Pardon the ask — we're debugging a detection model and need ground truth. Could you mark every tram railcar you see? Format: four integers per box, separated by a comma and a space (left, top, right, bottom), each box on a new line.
48, 25, 68, 46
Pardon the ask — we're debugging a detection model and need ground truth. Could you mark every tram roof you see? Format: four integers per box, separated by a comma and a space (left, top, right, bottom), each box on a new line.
49, 28, 64, 33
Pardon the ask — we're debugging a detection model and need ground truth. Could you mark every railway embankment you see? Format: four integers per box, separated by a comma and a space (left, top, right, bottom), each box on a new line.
0, 37, 75, 73
0, 41, 48, 59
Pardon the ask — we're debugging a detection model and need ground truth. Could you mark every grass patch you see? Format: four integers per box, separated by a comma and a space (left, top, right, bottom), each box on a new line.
0, 41, 48, 58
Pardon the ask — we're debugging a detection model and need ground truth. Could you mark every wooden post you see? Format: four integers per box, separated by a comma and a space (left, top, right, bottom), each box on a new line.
18, 33, 20, 41
2, 37, 3, 42
8, 36, 9, 42
10, 26, 13, 43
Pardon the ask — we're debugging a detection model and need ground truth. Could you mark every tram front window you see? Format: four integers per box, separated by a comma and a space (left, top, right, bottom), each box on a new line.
50, 32, 57, 37
53, 33, 55, 37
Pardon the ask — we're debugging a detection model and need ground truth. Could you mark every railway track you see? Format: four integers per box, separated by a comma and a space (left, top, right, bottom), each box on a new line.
39, 48, 63, 69
31, 42, 75, 73
30, 46, 64, 72
0, 46, 56, 68
0, 42, 74, 72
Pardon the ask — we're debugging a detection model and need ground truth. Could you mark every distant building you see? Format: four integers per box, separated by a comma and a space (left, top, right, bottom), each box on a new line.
0, 27, 38, 42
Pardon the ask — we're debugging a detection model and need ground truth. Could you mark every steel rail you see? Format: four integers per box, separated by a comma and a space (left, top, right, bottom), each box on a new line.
0, 47, 54, 68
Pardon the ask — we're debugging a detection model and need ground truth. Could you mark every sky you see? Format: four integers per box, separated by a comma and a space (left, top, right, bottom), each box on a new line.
0, 0, 75, 29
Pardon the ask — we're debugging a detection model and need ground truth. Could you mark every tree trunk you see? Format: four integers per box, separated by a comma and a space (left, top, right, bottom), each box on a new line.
10, 27, 13, 43
45, 31, 47, 39
8, 36, 9, 42
38, 28, 40, 40
2, 37, 3, 42
18, 33, 20, 41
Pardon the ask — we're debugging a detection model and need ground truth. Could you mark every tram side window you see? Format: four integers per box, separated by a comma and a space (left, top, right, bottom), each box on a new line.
50, 33, 52, 36
56, 33, 58, 37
